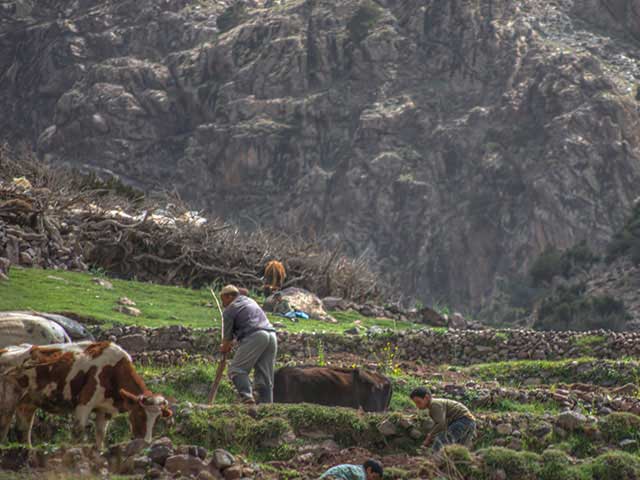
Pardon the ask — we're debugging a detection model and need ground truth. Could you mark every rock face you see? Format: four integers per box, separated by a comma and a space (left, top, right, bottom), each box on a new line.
3, 0, 640, 310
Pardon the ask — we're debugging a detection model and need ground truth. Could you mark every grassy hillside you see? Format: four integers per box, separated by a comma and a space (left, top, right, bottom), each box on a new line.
0, 267, 417, 333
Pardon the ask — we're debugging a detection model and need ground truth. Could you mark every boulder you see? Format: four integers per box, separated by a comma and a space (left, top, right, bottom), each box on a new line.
263, 287, 336, 323
210, 449, 235, 470
555, 411, 587, 431
114, 305, 142, 317
118, 333, 148, 353
448, 312, 467, 330
222, 465, 243, 480
38, 312, 95, 341
92, 277, 114, 289
118, 297, 137, 306
496, 423, 513, 435
0, 312, 71, 347
378, 419, 398, 436
619, 439, 639, 451
148, 444, 172, 466
418, 307, 447, 327
165, 454, 208, 476
124, 438, 149, 457
322, 297, 347, 310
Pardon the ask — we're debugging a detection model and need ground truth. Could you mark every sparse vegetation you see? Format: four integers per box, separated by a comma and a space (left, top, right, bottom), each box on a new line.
467, 357, 640, 387
534, 284, 628, 331
529, 241, 599, 288
599, 413, 640, 444
587, 450, 640, 479
216, 2, 248, 33
346, 1, 381, 43
607, 202, 640, 265
478, 446, 542, 479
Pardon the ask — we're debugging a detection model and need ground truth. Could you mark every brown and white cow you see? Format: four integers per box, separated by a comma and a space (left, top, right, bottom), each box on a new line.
0, 341, 171, 449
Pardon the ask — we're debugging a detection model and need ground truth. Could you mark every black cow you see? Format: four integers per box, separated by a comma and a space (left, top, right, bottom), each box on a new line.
273, 366, 392, 412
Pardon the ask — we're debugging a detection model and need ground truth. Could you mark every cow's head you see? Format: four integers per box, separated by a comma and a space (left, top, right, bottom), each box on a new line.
355, 370, 393, 412
120, 389, 172, 443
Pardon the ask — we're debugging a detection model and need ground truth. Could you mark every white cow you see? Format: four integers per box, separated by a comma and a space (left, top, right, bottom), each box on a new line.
0, 312, 71, 348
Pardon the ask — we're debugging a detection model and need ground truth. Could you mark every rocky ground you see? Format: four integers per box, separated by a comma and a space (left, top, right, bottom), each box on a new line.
2, 321, 640, 479
3, 0, 640, 311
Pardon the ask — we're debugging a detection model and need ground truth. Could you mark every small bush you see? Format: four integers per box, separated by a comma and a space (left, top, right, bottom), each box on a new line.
586, 450, 640, 480
529, 247, 563, 287
176, 407, 291, 454
274, 404, 380, 446
607, 203, 640, 264
561, 241, 599, 276
347, 1, 381, 43
217, 2, 247, 33
539, 449, 589, 480
600, 413, 640, 444
534, 284, 628, 331
529, 241, 599, 287
440, 444, 476, 478
479, 447, 541, 479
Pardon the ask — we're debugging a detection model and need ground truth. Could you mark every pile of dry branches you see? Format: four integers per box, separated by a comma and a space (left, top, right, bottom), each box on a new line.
0, 144, 385, 302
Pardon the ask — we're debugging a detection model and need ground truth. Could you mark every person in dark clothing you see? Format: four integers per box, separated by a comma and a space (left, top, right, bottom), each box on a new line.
220, 285, 277, 405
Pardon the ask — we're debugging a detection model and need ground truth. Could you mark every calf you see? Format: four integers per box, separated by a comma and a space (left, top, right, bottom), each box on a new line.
0, 341, 171, 449
263, 260, 286, 296
273, 366, 393, 412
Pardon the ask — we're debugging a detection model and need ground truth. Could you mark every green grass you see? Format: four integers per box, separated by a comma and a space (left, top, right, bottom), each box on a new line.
0, 267, 418, 333
479, 398, 560, 415
572, 335, 606, 348
467, 358, 640, 387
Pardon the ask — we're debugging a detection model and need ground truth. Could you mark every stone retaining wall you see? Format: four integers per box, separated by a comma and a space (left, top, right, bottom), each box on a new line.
94, 325, 640, 366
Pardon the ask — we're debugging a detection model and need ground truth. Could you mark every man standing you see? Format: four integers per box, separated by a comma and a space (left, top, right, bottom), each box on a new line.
220, 285, 277, 405
319, 459, 384, 480
410, 387, 476, 452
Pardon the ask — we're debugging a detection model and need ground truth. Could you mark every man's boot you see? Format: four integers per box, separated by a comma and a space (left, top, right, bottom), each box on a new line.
232, 375, 255, 404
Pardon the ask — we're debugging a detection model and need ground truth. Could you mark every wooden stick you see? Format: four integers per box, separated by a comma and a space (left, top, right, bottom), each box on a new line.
207, 288, 227, 404
207, 352, 227, 404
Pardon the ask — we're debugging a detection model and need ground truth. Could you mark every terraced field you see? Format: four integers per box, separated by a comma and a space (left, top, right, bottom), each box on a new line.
1, 268, 640, 479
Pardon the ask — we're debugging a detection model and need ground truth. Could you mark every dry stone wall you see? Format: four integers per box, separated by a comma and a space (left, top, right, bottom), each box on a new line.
95, 325, 640, 366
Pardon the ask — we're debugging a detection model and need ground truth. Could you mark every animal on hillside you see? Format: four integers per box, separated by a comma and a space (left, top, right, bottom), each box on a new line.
0, 312, 71, 348
263, 260, 286, 296
273, 366, 392, 412
0, 341, 172, 448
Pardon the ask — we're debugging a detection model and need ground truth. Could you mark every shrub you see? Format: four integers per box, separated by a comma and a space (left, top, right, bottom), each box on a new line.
273, 404, 381, 446
440, 444, 476, 478
347, 1, 381, 43
607, 203, 640, 264
600, 413, 640, 444
534, 284, 628, 331
529, 247, 563, 286
217, 2, 247, 33
529, 241, 599, 287
586, 450, 640, 480
479, 447, 541, 479
539, 449, 588, 480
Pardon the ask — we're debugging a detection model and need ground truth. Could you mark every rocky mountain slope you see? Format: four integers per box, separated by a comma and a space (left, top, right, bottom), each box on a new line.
3, 0, 640, 311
